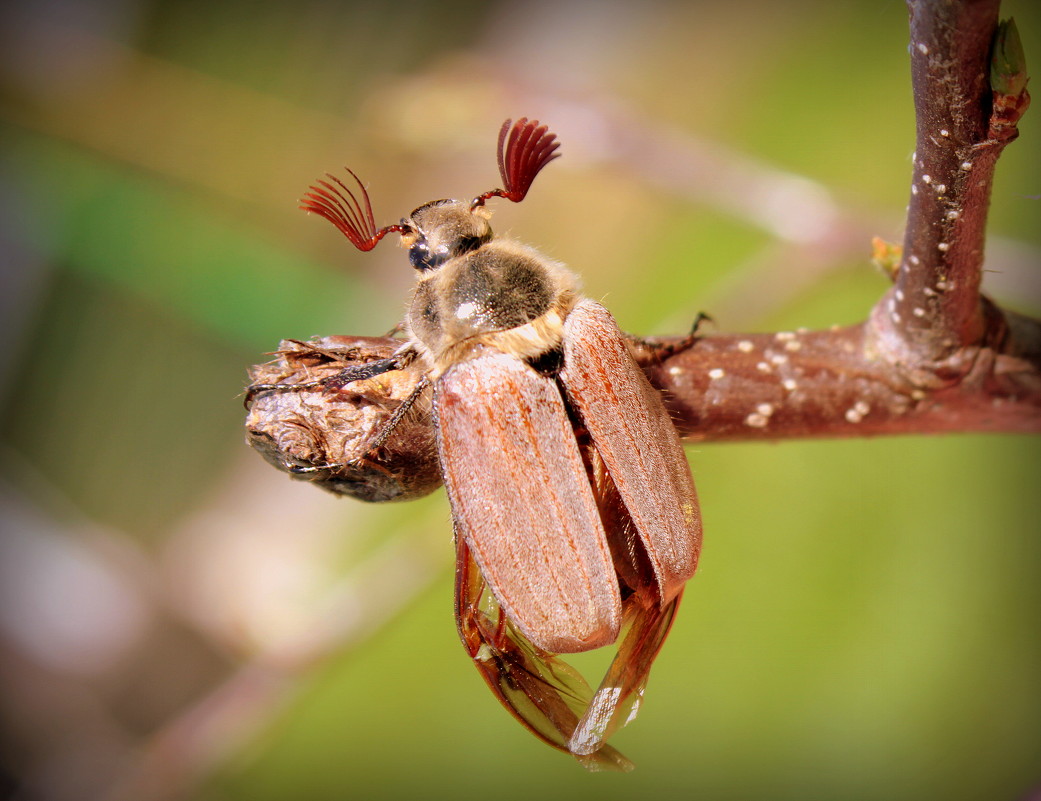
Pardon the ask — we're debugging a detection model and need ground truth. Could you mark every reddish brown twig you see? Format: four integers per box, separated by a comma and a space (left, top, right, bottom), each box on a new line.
640, 0, 1038, 439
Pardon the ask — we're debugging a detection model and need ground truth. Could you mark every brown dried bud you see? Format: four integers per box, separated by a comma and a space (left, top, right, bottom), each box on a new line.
244, 336, 441, 502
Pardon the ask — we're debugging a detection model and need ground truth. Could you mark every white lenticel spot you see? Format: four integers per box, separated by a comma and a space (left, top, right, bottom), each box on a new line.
775, 331, 795, 341
782, 378, 797, 391
937, 242, 950, 252
895, 289, 905, 301
769, 353, 788, 365
756, 361, 771, 373
745, 412, 769, 428
940, 129, 949, 137
922, 174, 932, 184
784, 340, 802, 352
946, 210, 960, 220
960, 161, 972, 171
756, 403, 774, 416
917, 43, 929, 54
935, 184, 946, 194
708, 368, 725, 380
911, 184, 919, 195
854, 401, 870, 415
892, 312, 902, 323
911, 389, 926, 400
668, 365, 684, 376
923, 286, 936, 296
913, 307, 926, 317
909, 254, 920, 265
936, 280, 949, 290
737, 340, 755, 353
845, 407, 864, 423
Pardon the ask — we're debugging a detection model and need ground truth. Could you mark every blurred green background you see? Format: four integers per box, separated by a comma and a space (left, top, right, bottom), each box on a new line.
1, 1, 1039, 800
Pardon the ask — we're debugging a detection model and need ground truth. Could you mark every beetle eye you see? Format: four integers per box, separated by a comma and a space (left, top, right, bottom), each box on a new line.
409, 238, 450, 271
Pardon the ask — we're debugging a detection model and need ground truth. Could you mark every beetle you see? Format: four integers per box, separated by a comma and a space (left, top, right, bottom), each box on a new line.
248, 118, 702, 770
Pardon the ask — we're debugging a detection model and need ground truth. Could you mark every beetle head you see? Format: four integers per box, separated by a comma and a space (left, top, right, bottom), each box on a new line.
299, 118, 560, 267
398, 199, 493, 272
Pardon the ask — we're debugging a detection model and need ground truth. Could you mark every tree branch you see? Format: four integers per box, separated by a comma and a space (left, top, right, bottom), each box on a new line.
894, 0, 1001, 354
639, 322, 1041, 441
869, 2, 1031, 378
641, 0, 1038, 441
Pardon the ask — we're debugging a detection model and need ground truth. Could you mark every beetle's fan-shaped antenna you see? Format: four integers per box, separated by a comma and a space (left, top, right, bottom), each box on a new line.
301, 168, 404, 251
471, 118, 561, 208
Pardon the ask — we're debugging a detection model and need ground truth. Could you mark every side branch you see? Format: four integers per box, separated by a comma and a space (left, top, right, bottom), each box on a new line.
872, 1, 1031, 374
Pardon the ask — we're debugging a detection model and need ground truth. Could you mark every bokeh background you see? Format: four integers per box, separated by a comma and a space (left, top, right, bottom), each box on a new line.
1, 1, 1039, 800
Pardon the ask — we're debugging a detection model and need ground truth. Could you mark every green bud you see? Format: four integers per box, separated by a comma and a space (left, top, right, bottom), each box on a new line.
990, 18, 1028, 96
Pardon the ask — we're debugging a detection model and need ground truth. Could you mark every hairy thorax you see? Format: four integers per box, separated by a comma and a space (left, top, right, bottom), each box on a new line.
406, 239, 580, 376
